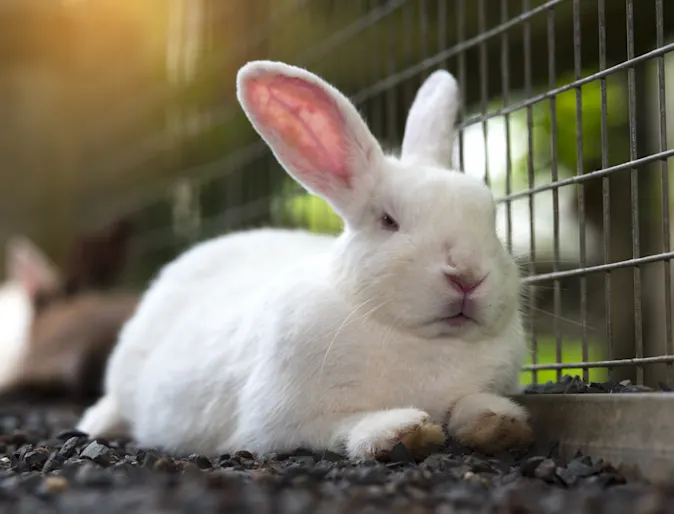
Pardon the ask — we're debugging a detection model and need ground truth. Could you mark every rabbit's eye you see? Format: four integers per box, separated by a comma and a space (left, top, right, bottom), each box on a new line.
380, 213, 399, 232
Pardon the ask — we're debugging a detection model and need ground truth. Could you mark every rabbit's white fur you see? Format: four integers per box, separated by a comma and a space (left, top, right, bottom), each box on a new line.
0, 282, 32, 389
78, 61, 530, 459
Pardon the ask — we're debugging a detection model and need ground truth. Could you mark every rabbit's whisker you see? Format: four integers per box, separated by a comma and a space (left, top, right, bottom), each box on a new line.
526, 306, 595, 330
318, 297, 390, 382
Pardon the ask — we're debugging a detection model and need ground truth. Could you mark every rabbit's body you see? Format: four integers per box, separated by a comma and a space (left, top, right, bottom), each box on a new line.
89, 225, 523, 455
79, 61, 532, 459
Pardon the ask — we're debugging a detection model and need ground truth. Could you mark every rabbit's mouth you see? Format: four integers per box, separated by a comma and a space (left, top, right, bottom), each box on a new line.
438, 295, 478, 327
440, 313, 474, 327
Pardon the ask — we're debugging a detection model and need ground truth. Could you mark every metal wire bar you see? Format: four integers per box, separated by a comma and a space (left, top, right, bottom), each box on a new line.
401, 1, 415, 109
479, 0, 490, 186
523, 355, 674, 372
523, 0, 538, 384
572, 0, 589, 382
625, 0, 643, 385
524, 251, 674, 285
655, 0, 673, 382
95, 2, 674, 221
499, 148, 674, 203
456, 0, 466, 171
501, 0, 513, 256
369, 0, 384, 141
548, 4, 563, 382
457, 42, 674, 130
385, 6, 398, 144
598, 0, 613, 380
353, 0, 568, 105
419, 0, 428, 63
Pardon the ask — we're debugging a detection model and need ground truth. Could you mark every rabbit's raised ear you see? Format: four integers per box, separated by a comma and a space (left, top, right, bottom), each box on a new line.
5, 237, 60, 298
237, 61, 384, 219
401, 70, 460, 169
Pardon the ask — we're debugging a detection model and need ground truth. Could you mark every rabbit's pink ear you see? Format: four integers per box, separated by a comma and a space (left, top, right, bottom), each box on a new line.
237, 61, 383, 215
5, 237, 60, 298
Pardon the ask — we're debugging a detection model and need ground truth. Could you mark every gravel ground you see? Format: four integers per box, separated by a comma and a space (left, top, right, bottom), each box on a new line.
0, 377, 673, 513
523, 375, 671, 394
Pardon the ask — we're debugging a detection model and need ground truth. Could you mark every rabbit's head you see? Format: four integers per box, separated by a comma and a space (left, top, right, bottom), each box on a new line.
237, 62, 521, 340
0, 236, 61, 327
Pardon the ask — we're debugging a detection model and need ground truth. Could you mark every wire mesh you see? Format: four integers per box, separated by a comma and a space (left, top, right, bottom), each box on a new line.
4, 0, 673, 389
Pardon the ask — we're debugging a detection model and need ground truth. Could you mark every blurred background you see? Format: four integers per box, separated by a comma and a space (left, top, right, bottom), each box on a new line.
0, 0, 673, 387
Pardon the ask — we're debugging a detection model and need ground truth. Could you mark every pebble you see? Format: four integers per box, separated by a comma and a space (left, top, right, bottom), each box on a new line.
40, 475, 68, 494
188, 454, 213, 470
80, 441, 113, 466
59, 436, 81, 458
533, 458, 556, 482
567, 458, 599, 478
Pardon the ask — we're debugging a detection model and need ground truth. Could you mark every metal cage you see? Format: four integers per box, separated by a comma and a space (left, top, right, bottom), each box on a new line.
3, 0, 672, 390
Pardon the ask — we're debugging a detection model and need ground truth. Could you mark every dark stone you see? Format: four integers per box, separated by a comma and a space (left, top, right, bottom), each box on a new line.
348, 466, 389, 485
58, 436, 81, 459
421, 454, 462, 471
153, 458, 179, 473
11, 445, 32, 471
291, 456, 315, 468
22, 449, 49, 471
318, 450, 343, 463
554, 466, 578, 487
74, 463, 114, 487
520, 456, 546, 478
586, 472, 627, 488
41, 452, 66, 474
567, 458, 599, 478
141, 451, 159, 469
187, 454, 212, 469
80, 441, 113, 466
533, 458, 557, 482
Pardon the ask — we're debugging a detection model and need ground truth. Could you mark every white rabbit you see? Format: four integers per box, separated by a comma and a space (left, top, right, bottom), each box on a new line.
0, 237, 60, 390
77, 61, 531, 459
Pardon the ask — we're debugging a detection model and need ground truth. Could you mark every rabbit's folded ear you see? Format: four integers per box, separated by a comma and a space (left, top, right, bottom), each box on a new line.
237, 61, 383, 218
5, 237, 60, 298
401, 70, 460, 169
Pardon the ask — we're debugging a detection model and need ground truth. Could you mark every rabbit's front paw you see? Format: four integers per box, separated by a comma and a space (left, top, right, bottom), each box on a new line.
346, 408, 445, 460
449, 393, 533, 453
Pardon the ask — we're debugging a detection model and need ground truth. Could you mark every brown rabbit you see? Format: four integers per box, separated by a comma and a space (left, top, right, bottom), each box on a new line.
7, 292, 138, 403
0, 218, 139, 404
61, 216, 134, 296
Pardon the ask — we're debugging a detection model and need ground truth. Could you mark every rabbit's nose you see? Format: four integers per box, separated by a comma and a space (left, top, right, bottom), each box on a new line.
445, 273, 486, 294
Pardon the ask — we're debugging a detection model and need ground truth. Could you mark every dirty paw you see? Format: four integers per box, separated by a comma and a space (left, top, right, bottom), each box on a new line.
346, 409, 446, 461
455, 410, 533, 453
